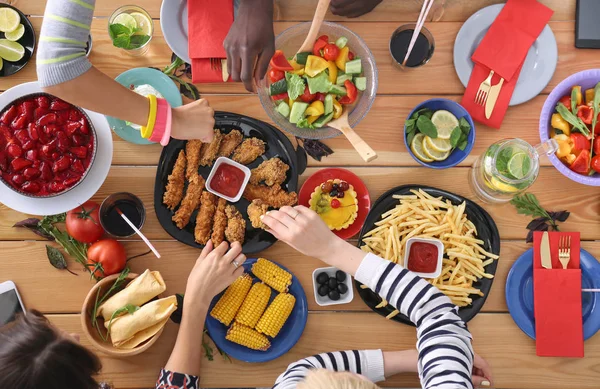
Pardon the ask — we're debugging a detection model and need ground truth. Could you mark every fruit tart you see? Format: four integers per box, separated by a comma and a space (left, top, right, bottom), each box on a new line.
309, 179, 358, 230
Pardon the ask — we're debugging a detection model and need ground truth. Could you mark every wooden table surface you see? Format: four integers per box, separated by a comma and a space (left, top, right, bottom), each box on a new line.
1, 1, 599, 388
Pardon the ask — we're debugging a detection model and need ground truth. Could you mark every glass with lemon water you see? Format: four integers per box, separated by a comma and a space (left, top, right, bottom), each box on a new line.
109, 6, 153, 56
469, 138, 558, 203
0, 7, 28, 70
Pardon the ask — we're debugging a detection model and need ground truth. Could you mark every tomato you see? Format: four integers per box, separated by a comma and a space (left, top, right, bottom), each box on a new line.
86, 239, 127, 279
66, 201, 104, 243
271, 92, 288, 101
300, 85, 317, 103
315, 93, 326, 102
348, 51, 355, 60
317, 35, 329, 42
570, 133, 591, 154
268, 69, 285, 83
312, 39, 328, 57
592, 155, 600, 174
595, 121, 600, 135
323, 44, 340, 61
570, 149, 591, 175
339, 80, 358, 105
577, 105, 594, 125
559, 95, 572, 108
594, 137, 600, 155
269, 50, 293, 71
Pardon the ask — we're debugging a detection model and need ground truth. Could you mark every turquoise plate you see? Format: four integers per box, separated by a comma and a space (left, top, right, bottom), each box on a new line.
106, 67, 183, 145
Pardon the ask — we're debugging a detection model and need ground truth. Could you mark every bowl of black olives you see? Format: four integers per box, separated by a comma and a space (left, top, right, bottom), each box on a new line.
312, 267, 353, 306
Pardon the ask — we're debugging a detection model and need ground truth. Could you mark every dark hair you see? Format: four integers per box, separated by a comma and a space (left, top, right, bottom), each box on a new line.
0, 310, 102, 389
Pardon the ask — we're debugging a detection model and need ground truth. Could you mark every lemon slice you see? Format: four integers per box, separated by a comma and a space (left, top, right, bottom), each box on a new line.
431, 110, 459, 139
112, 13, 137, 31
410, 133, 434, 163
130, 12, 152, 35
422, 136, 451, 161
5, 23, 23, 41
0, 57, 4, 71
0, 39, 24, 61
507, 152, 531, 180
0, 8, 20, 33
425, 136, 452, 153
489, 177, 519, 193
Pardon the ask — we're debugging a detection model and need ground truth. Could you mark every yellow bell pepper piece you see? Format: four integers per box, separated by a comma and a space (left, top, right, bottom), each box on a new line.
305, 101, 325, 117
572, 86, 582, 106
551, 113, 571, 136
305, 55, 329, 77
554, 134, 573, 159
327, 61, 337, 84
288, 60, 303, 71
332, 99, 343, 119
288, 98, 295, 111
586, 88, 595, 104
564, 154, 577, 165
335, 46, 349, 71
307, 115, 321, 124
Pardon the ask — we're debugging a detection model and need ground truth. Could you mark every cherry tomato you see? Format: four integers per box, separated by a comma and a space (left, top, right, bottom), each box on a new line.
313, 39, 328, 57
269, 69, 285, 83
570, 133, 591, 154
570, 149, 591, 175
315, 93, 326, 102
317, 35, 329, 42
66, 201, 104, 243
348, 51, 355, 60
300, 85, 317, 103
86, 239, 127, 279
594, 121, 600, 135
269, 50, 293, 71
594, 137, 600, 155
323, 44, 340, 61
339, 80, 358, 105
577, 105, 594, 125
271, 92, 289, 101
559, 95, 572, 108
592, 155, 600, 174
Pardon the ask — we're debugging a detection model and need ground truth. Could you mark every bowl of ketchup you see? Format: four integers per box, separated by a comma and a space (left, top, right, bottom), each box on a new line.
404, 237, 443, 279
206, 157, 251, 202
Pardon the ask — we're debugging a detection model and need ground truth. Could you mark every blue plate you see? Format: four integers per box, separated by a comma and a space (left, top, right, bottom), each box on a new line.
106, 68, 183, 145
205, 258, 308, 363
506, 248, 600, 340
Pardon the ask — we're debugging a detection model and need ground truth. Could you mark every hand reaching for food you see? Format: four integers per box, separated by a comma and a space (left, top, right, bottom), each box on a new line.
171, 98, 216, 142
330, 0, 383, 18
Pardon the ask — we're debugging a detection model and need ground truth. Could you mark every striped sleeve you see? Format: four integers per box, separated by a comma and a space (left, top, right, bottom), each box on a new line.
356, 253, 474, 389
272, 349, 385, 389
37, 0, 94, 87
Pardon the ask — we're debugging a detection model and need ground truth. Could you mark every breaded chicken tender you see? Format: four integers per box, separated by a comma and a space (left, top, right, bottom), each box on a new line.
250, 157, 289, 186
217, 129, 243, 158
231, 137, 265, 164
172, 174, 205, 229
243, 183, 298, 208
200, 130, 223, 166
185, 140, 203, 179
210, 198, 228, 246
225, 205, 246, 244
247, 199, 269, 229
163, 150, 186, 210
194, 191, 217, 244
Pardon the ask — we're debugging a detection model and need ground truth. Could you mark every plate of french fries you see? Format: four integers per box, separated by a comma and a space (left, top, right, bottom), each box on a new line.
204, 257, 308, 363
355, 185, 500, 325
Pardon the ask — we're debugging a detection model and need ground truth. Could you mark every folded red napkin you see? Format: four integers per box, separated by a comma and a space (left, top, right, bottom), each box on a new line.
188, 0, 233, 83
533, 231, 583, 358
460, 0, 553, 128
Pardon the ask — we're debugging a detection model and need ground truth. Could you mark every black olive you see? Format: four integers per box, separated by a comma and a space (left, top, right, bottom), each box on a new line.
328, 277, 338, 289
318, 285, 330, 297
328, 290, 341, 301
337, 283, 348, 294
336, 270, 347, 282
316, 272, 329, 285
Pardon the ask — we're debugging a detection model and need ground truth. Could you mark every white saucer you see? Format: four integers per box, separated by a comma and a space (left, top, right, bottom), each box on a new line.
0, 82, 113, 215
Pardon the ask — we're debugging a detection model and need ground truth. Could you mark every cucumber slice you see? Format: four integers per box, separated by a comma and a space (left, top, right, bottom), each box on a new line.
336, 73, 353, 86
335, 36, 348, 49
289, 101, 309, 124
329, 84, 347, 96
345, 59, 362, 74
276, 101, 290, 118
269, 78, 287, 96
354, 77, 367, 91
313, 113, 333, 128
324, 94, 334, 115
295, 52, 311, 65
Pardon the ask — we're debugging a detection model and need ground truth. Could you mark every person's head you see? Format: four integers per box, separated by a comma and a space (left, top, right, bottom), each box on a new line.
297, 369, 381, 389
0, 309, 102, 389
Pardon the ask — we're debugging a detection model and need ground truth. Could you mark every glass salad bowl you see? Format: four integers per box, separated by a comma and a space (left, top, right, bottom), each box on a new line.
258, 22, 378, 140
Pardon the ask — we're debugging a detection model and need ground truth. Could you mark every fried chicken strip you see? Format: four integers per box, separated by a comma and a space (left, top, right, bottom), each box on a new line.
210, 198, 228, 246
247, 199, 269, 229
250, 157, 289, 186
200, 130, 223, 166
163, 150, 187, 210
172, 174, 205, 229
194, 191, 217, 244
243, 183, 298, 208
231, 137, 265, 164
185, 140, 203, 179
217, 129, 243, 158
225, 205, 246, 244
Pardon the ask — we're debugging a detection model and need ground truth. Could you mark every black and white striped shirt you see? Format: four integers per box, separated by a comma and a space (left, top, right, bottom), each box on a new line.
273, 253, 474, 389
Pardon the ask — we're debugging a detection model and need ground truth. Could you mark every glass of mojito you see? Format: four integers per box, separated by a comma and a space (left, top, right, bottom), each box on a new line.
108, 5, 153, 56
470, 138, 558, 203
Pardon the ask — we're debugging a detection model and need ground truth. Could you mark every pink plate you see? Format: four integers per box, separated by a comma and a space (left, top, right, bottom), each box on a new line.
298, 168, 371, 240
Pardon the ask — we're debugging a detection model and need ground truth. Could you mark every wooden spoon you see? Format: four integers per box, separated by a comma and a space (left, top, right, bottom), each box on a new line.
328, 108, 377, 162
296, 0, 331, 55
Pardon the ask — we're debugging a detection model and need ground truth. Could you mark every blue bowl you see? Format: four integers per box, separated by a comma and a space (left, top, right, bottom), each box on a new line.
106, 67, 183, 145
404, 98, 475, 169
205, 258, 308, 363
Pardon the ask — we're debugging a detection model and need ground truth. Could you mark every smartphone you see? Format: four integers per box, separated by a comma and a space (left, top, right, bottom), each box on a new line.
576, 0, 600, 48
0, 281, 25, 326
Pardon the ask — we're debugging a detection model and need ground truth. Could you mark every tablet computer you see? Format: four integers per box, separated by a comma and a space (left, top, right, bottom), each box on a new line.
576, 0, 600, 48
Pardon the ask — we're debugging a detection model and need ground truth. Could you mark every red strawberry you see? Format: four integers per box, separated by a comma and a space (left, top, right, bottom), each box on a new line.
14, 129, 28, 143
69, 146, 87, 159
57, 138, 70, 152
71, 134, 85, 146
11, 158, 32, 171
68, 109, 81, 121
21, 140, 35, 151
27, 124, 39, 141
26, 149, 38, 161
19, 101, 35, 118
65, 121, 81, 136
49, 181, 65, 192
37, 113, 57, 126
1, 105, 18, 125
63, 176, 80, 187
36, 96, 50, 108
40, 162, 52, 181
23, 167, 40, 180
52, 155, 70, 172
11, 115, 27, 130
50, 99, 70, 111
7, 143, 22, 158
0, 151, 7, 171
51, 152, 60, 160
12, 174, 25, 185
79, 118, 90, 134
21, 181, 40, 193
44, 124, 58, 135
57, 110, 69, 124
71, 159, 84, 173
34, 107, 47, 121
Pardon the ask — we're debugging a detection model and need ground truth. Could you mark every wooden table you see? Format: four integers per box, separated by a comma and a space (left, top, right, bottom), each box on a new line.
1, 1, 599, 388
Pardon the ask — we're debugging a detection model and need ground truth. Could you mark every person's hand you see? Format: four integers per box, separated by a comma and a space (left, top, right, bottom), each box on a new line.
224, 0, 275, 92
472, 353, 493, 387
171, 98, 215, 142
330, 0, 383, 18
184, 240, 246, 310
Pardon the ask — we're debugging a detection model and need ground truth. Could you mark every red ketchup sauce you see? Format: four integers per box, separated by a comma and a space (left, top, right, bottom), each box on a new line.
407, 242, 438, 273
210, 163, 245, 198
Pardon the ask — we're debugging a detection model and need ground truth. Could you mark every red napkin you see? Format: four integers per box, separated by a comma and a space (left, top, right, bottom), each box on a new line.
533, 231, 584, 358
460, 0, 553, 128
188, 0, 234, 83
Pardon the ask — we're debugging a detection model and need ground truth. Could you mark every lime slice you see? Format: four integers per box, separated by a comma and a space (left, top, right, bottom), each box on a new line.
112, 13, 137, 31
5, 23, 24, 41
425, 136, 452, 152
129, 12, 152, 35
0, 57, 4, 71
489, 177, 519, 193
0, 8, 20, 33
410, 133, 434, 163
431, 110, 459, 139
507, 152, 531, 180
422, 136, 451, 161
0, 39, 24, 61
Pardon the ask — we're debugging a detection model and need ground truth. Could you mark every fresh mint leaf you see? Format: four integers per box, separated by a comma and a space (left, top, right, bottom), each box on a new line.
405, 118, 416, 133
457, 139, 468, 151
416, 115, 438, 138
112, 35, 131, 49
407, 131, 415, 146
130, 34, 150, 49
412, 108, 433, 120
109, 23, 131, 39
449, 126, 462, 147
459, 117, 471, 132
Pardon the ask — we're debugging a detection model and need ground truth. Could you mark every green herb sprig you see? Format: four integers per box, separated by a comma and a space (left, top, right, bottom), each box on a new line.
91, 268, 131, 340
159, 55, 201, 101
556, 103, 590, 136
449, 117, 472, 151
588, 82, 600, 169
103, 304, 140, 341
510, 193, 570, 243
109, 23, 150, 50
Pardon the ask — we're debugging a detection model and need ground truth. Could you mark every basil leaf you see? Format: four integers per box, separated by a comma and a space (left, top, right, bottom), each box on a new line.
405, 118, 416, 133
457, 139, 468, 151
449, 126, 462, 147
46, 245, 76, 275
459, 117, 471, 133
416, 115, 438, 138
407, 131, 415, 146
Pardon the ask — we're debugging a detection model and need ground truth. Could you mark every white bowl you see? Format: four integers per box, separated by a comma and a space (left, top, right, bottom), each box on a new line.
312, 266, 354, 306
205, 157, 251, 202
403, 237, 444, 279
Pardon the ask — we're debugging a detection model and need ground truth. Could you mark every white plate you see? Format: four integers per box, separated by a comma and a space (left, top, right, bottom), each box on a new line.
453, 4, 557, 106
0, 82, 113, 215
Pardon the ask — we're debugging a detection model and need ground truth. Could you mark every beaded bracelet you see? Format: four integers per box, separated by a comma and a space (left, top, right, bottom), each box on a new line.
141, 94, 158, 139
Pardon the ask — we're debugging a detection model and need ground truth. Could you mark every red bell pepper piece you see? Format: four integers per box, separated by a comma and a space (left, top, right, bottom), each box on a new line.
271, 92, 288, 101
570, 149, 591, 174
594, 137, 600, 155
559, 95, 571, 108
339, 80, 358, 105
577, 105, 594, 125
300, 85, 316, 103
570, 133, 591, 154
591, 155, 600, 174
269, 50, 294, 72
312, 38, 328, 57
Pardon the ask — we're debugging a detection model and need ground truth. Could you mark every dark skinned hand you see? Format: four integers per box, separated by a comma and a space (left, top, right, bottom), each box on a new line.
224, 0, 275, 92
330, 0, 383, 18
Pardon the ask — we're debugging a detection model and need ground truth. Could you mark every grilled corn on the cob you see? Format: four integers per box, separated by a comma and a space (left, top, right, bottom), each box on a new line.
252, 258, 292, 293
256, 293, 296, 337
210, 274, 252, 325
226, 322, 271, 351
235, 282, 271, 328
